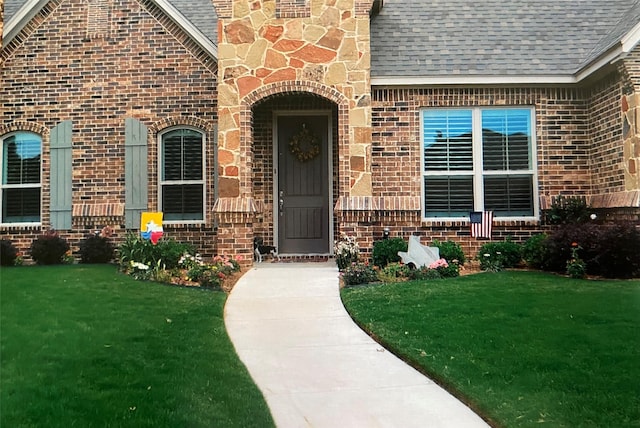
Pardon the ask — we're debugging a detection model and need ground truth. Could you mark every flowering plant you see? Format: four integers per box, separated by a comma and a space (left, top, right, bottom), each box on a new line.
428, 258, 449, 269
566, 242, 586, 279
341, 261, 378, 286
334, 233, 360, 271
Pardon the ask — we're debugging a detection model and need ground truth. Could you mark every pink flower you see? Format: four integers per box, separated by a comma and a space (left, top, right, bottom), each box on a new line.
428, 258, 449, 269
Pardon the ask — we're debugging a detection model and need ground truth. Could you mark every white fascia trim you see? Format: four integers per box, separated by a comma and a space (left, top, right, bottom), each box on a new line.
152, 0, 218, 59
621, 21, 640, 53
3, 0, 48, 45
575, 46, 624, 82
370, 74, 577, 87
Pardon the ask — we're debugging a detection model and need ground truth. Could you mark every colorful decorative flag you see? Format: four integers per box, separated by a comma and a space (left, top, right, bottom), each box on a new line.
140, 212, 164, 245
470, 211, 493, 239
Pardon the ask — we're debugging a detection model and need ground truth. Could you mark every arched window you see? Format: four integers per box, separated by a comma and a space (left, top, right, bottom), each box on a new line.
159, 128, 205, 222
1, 132, 42, 224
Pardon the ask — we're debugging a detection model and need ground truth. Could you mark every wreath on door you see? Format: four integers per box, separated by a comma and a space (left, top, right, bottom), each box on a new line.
288, 124, 320, 162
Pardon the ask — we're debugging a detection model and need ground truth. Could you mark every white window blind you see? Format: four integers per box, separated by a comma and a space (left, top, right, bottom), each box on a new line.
160, 128, 205, 222
421, 108, 537, 219
1, 132, 41, 224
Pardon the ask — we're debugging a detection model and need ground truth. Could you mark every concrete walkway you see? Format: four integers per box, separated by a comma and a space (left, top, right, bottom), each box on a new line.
224, 262, 490, 428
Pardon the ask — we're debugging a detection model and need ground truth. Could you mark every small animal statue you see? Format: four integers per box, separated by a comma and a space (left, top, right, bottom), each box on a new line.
254, 237, 279, 262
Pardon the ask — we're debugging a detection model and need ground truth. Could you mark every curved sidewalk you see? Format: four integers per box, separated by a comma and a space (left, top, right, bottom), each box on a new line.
224, 262, 490, 428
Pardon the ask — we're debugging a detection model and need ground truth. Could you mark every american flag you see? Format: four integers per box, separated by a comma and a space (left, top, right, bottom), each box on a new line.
470, 211, 493, 239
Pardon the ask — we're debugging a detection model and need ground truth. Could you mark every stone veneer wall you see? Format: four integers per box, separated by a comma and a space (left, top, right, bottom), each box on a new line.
1, 0, 219, 259
211, 0, 375, 259
211, 0, 374, 200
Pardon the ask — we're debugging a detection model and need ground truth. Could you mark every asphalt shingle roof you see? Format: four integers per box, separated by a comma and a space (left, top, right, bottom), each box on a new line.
5, 0, 640, 78
370, 0, 640, 77
169, 0, 218, 45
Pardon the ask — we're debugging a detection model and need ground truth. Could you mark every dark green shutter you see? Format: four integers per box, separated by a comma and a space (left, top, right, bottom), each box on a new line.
124, 118, 148, 229
50, 121, 72, 229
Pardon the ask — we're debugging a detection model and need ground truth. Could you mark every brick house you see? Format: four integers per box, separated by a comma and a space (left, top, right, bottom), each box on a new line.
2, 0, 640, 264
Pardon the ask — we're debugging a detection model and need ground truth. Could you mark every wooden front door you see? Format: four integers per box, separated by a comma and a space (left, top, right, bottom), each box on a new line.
276, 114, 330, 254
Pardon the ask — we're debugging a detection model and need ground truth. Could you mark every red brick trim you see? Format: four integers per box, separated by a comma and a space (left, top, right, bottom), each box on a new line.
242, 80, 348, 107
0, 121, 49, 137
149, 116, 215, 134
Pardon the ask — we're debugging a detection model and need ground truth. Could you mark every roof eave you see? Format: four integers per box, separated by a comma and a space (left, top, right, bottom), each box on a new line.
3, 0, 48, 47
370, 74, 578, 87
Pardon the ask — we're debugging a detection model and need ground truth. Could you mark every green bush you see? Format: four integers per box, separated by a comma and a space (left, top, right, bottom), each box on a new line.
544, 195, 592, 225
432, 239, 466, 264
30, 231, 70, 265
341, 263, 378, 286
477, 239, 522, 271
377, 262, 411, 283
522, 234, 549, 269
1, 239, 18, 266
118, 233, 194, 270
372, 237, 407, 267
79, 234, 114, 264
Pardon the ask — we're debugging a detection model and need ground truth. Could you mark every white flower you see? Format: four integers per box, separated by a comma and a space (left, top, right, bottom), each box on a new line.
590, 213, 597, 220
132, 262, 149, 270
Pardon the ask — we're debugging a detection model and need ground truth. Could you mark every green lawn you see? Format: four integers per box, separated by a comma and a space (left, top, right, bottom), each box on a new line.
341, 271, 640, 428
0, 265, 274, 428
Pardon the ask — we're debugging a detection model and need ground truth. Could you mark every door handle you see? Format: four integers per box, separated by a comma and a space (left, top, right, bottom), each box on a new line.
279, 191, 284, 216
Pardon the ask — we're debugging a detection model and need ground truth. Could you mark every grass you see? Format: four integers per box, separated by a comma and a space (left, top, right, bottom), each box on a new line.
341, 271, 640, 428
0, 265, 274, 428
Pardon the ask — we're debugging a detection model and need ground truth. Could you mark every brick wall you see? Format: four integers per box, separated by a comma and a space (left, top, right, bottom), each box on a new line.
371, 86, 592, 204
1, 0, 219, 260
588, 71, 625, 197
624, 44, 640, 92
357, 85, 606, 259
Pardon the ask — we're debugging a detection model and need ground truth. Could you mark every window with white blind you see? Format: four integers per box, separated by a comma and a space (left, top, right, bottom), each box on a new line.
159, 128, 205, 222
421, 108, 537, 219
1, 132, 42, 224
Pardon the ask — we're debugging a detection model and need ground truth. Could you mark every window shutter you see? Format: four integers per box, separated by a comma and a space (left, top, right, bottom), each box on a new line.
50, 121, 73, 229
124, 118, 148, 229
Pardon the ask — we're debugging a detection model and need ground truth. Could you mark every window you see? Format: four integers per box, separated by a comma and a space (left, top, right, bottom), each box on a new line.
159, 128, 205, 222
1, 132, 42, 224
421, 108, 537, 219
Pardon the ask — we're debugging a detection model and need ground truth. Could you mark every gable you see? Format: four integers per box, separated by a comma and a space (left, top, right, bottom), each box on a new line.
3, 0, 218, 58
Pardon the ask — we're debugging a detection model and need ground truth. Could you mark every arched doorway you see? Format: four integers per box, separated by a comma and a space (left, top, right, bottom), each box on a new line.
251, 93, 339, 255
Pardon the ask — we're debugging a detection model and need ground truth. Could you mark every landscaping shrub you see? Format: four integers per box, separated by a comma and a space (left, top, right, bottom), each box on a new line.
341, 262, 378, 286
118, 232, 194, 270
372, 237, 407, 267
544, 194, 592, 225
432, 239, 466, 264
377, 262, 411, 283
0, 239, 18, 266
30, 231, 70, 265
79, 234, 114, 264
405, 258, 460, 280
590, 223, 640, 279
522, 233, 549, 269
477, 238, 522, 271
542, 223, 600, 273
